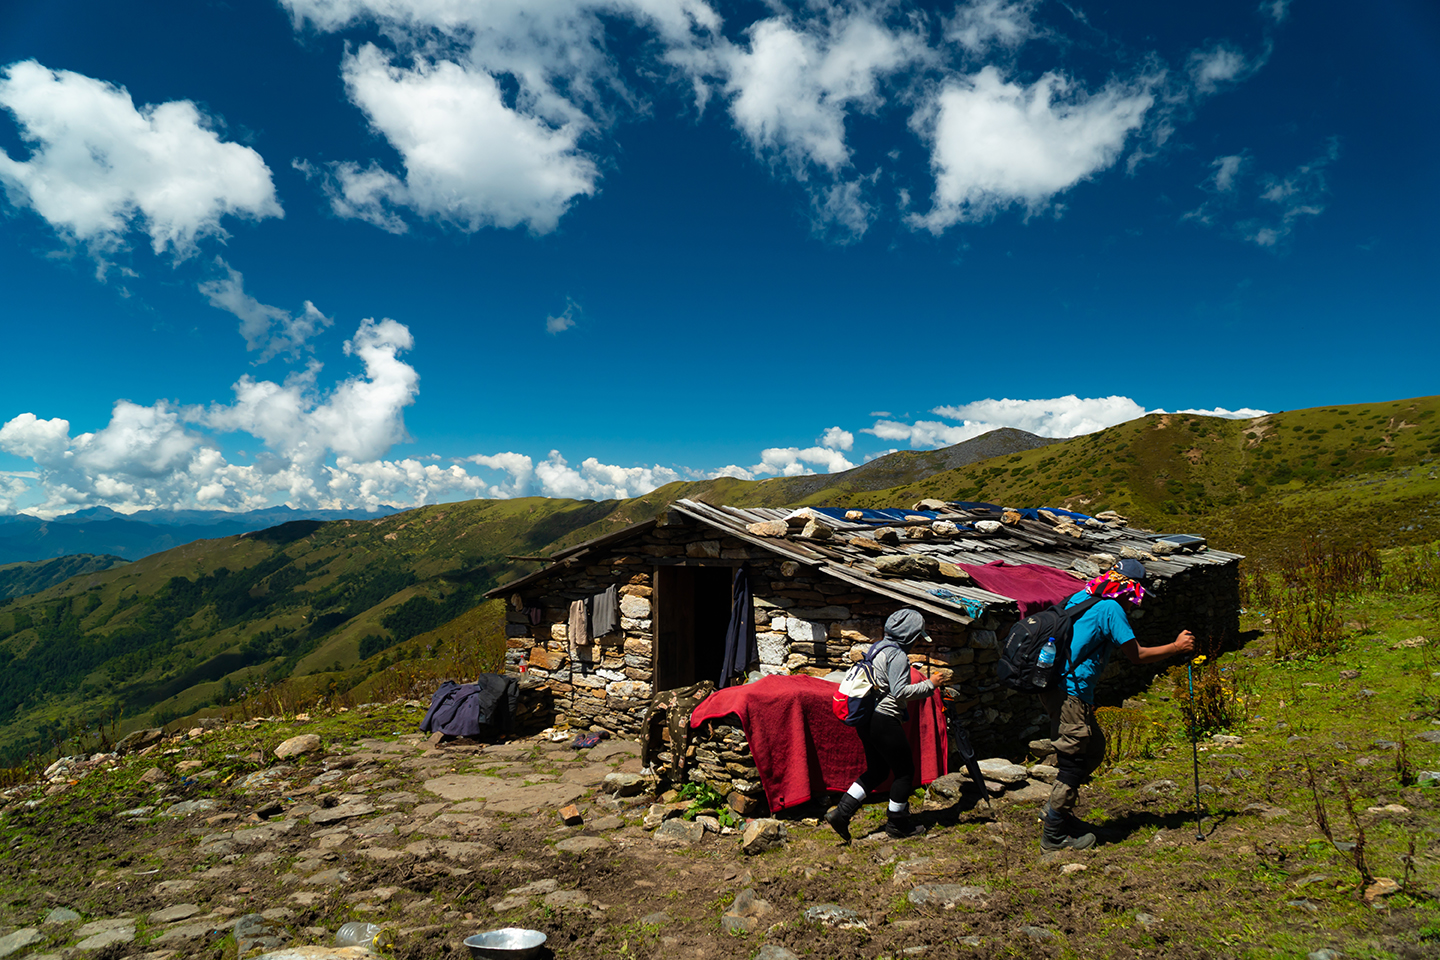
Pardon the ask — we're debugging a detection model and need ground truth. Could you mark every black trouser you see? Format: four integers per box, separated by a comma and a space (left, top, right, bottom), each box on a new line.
855, 712, 914, 804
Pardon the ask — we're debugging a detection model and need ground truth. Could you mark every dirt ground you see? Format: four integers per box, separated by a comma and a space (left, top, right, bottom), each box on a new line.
2, 698, 1439, 960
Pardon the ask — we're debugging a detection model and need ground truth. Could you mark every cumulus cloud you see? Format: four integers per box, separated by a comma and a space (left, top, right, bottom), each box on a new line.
283, 0, 719, 233
909, 66, 1154, 230
200, 259, 333, 360
820, 426, 854, 451
0, 59, 280, 266
533, 452, 682, 501
276, 1, 1271, 242
205, 317, 419, 465
321, 45, 600, 234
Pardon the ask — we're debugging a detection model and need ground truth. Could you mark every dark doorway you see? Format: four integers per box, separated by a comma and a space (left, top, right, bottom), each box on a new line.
654, 566, 732, 691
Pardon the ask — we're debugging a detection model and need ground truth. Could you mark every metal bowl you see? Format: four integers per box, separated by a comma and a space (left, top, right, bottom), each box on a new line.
463, 927, 548, 959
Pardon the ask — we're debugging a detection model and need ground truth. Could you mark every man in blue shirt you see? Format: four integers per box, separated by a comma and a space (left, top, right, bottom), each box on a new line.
1038, 558, 1195, 850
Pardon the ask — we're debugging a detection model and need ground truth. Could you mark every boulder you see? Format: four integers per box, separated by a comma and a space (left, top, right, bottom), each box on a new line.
799, 520, 833, 540
741, 818, 787, 855
115, 728, 165, 754
873, 555, 939, 578
275, 735, 323, 759
747, 521, 789, 538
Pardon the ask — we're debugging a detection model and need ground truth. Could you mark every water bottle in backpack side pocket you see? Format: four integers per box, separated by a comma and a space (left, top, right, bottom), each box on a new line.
1035, 638, 1057, 687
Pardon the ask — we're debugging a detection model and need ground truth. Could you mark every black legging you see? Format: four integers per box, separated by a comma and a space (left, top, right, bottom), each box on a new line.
856, 712, 914, 804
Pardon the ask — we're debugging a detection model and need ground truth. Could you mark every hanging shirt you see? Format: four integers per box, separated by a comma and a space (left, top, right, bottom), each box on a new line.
568, 598, 591, 646
591, 584, 619, 637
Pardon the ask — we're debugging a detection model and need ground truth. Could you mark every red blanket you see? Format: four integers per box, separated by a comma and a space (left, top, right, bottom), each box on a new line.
688, 672, 948, 813
960, 560, 1084, 617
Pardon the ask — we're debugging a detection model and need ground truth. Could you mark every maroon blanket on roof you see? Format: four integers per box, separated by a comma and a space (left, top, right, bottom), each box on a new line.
688, 672, 948, 813
959, 560, 1086, 617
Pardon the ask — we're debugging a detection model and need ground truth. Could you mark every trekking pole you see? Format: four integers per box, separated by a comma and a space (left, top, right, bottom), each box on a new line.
1187, 656, 1204, 841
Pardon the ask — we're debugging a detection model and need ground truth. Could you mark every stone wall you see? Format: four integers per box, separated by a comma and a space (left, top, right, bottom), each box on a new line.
501, 518, 1241, 768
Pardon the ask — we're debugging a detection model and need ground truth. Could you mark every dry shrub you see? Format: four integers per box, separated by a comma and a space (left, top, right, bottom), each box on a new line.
1094, 706, 1161, 764
1170, 657, 1249, 737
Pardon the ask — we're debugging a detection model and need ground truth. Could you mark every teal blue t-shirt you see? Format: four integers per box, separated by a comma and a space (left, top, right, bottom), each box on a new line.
1062, 591, 1136, 702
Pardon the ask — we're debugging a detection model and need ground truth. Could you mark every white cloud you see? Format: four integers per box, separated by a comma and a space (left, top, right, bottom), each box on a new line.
0, 60, 280, 265
1187, 140, 1336, 247
205, 317, 419, 464
946, 0, 1039, 54
533, 451, 682, 500
323, 45, 599, 234
749, 445, 855, 478
1209, 154, 1245, 193
283, 0, 720, 233
1188, 44, 1261, 95
717, 9, 925, 239
1260, 1, 1291, 25
909, 66, 1154, 231
199, 258, 334, 360
932, 396, 1150, 437
820, 426, 854, 451
1170, 406, 1269, 419
865, 395, 1271, 449
545, 299, 580, 335
1244, 141, 1337, 246
0, 318, 427, 517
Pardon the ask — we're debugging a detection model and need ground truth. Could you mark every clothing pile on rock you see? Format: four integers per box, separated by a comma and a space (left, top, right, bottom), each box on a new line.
567, 584, 619, 646
420, 675, 520, 738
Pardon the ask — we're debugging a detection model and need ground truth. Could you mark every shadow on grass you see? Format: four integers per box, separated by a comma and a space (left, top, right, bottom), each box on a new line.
1097, 806, 1240, 844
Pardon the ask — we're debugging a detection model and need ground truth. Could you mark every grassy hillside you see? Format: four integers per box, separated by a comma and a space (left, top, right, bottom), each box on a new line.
837, 395, 1440, 563
3, 399, 1436, 766
0, 555, 129, 600
0, 498, 639, 764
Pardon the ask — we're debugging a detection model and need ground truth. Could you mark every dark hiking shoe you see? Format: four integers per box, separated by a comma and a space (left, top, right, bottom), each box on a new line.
1040, 811, 1096, 851
826, 794, 863, 844
884, 812, 928, 840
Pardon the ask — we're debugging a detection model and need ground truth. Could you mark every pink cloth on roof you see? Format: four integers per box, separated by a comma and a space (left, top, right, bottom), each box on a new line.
958, 560, 1086, 617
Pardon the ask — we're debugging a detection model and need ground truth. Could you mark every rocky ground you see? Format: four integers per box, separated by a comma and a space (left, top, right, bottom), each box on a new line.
2, 688, 1439, 960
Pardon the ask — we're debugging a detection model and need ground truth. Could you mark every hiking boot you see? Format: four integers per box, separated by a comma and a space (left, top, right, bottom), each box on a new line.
825, 793, 863, 844
884, 810, 928, 840
1040, 808, 1095, 851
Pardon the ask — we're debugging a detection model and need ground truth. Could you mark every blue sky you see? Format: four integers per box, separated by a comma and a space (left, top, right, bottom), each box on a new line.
0, 1, 1435, 516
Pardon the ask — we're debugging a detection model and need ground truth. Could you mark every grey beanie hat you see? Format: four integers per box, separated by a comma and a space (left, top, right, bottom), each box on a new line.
883, 608, 930, 648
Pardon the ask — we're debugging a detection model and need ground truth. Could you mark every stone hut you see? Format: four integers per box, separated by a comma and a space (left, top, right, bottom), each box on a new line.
488, 498, 1240, 765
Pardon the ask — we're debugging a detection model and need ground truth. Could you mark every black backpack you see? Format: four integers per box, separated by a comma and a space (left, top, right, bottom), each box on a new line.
995, 595, 1107, 693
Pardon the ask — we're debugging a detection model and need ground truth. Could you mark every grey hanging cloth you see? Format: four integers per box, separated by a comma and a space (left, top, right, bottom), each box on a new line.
591, 584, 619, 637
719, 564, 757, 688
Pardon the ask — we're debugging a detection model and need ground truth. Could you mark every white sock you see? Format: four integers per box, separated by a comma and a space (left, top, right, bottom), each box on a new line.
846, 783, 867, 801
888, 801, 907, 813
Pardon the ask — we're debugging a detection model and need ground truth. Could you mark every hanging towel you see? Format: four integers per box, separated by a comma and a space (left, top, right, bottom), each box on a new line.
719, 565, 757, 688
568, 598, 591, 646
591, 584, 619, 637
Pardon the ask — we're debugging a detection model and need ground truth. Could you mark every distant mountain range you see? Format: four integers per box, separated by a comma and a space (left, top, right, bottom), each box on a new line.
0, 505, 401, 564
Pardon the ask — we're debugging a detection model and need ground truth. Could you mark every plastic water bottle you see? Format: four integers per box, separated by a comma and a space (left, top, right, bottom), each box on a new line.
1037, 638, 1057, 671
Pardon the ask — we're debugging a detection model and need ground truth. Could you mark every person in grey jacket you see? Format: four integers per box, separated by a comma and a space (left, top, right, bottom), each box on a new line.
826, 608, 936, 842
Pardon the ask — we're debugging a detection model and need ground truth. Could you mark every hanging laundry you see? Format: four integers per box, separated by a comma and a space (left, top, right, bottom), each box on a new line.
591, 584, 619, 637
526, 606, 543, 626
719, 565, 757, 688
568, 598, 591, 646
